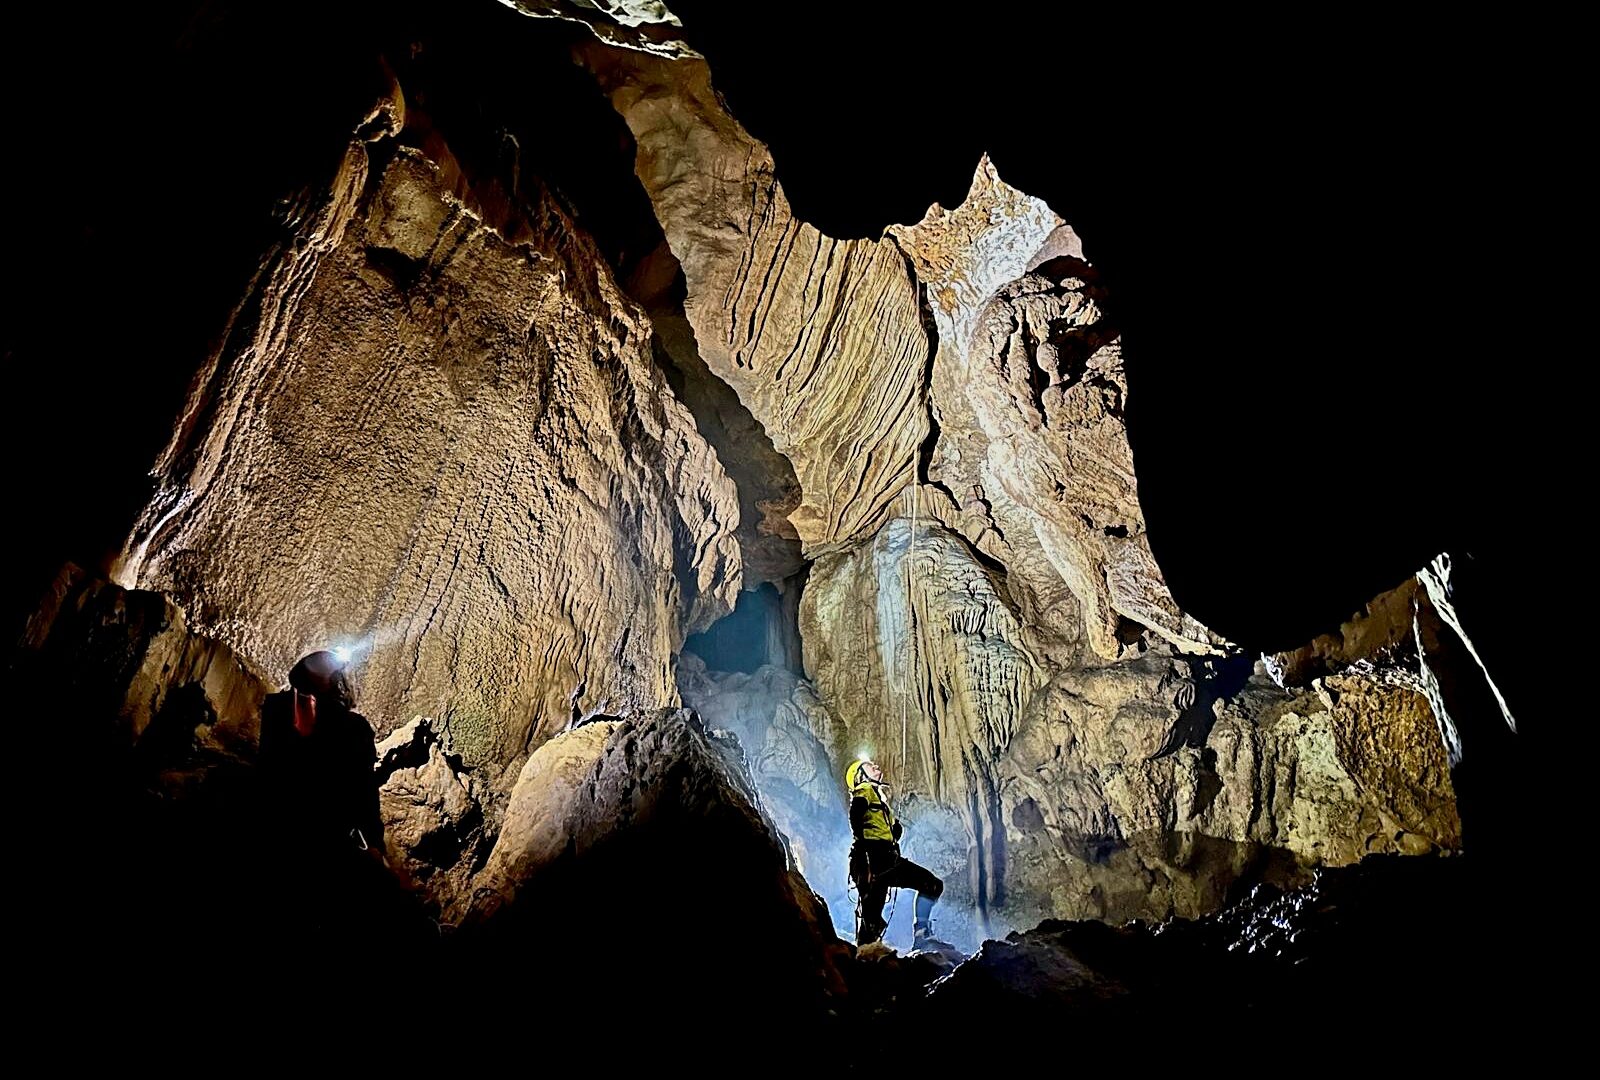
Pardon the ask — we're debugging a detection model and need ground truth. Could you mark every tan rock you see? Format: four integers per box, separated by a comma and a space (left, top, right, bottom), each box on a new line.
460, 709, 849, 1014
579, 44, 932, 553
892, 162, 1221, 660
468, 720, 619, 903
53, 8, 1488, 945
375, 716, 494, 911
114, 85, 740, 780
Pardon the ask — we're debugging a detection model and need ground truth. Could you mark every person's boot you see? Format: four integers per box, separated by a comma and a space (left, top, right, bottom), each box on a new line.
912, 893, 941, 950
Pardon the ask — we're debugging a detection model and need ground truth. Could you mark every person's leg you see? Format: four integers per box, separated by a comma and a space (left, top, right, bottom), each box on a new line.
886, 858, 944, 938
858, 877, 889, 943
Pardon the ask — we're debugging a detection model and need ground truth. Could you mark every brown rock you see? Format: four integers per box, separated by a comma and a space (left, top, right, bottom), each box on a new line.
114, 80, 741, 781
375, 716, 493, 911
459, 708, 850, 1023
579, 44, 932, 553
891, 160, 1221, 661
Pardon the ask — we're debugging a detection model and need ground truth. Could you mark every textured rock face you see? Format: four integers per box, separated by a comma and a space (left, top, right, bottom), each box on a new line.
801, 519, 1039, 934
557, 26, 1477, 935
580, 44, 932, 554
785, 159, 1458, 928
375, 716, 493, 911
115, 81, 740, 781
626, 248, 807, 585
890, 160, 1219, 662
801, 514, 1462, 927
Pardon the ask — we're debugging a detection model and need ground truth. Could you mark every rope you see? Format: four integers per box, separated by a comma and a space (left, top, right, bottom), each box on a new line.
901, 473, 919, 778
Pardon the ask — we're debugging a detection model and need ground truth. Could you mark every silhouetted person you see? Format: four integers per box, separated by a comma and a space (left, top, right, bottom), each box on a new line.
258, 650, 387, 953
846, 758, 944, 948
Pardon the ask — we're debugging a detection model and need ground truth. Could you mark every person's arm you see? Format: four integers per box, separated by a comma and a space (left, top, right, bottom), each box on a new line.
258, 692, 290, 773
352, 715, 386, 854
850, 795, 868, 840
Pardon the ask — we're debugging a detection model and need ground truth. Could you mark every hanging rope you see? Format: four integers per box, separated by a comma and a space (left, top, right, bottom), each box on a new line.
900, 466, 919, 779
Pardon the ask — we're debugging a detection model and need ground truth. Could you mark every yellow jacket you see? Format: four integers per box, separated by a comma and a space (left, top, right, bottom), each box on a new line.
845, 760, 898, 843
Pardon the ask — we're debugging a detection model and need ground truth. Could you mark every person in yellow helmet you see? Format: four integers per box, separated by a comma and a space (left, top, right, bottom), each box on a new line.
845, 758, 944, 947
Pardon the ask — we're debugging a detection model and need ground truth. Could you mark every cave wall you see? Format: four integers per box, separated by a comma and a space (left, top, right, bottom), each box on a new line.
578, 42, 933, 555
560, 10, 1471, 933
113, 68, 740, 784
32, 0, 1498, 945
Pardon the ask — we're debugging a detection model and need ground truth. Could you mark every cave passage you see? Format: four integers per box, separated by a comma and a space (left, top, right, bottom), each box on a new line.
683, 581, 801, 675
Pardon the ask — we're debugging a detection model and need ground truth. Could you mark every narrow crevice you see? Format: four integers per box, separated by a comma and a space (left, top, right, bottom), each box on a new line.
640, 253, 806, 586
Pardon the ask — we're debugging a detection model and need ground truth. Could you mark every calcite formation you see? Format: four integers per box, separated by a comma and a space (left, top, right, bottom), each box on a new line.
675, 652, 852, 927
114, 76, 740, 782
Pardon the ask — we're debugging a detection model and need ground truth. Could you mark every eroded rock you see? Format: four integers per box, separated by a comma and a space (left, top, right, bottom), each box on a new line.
675, 652, 853, 931
579, 43, 932, 553
115, 76, 741, 782
375, 716, 494, 910
892, 161, 1221, 661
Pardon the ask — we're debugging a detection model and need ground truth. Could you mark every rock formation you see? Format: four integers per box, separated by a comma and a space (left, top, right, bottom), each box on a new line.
12, 1, 1518, 987
113, 70, 741, 785
675, 651, 853, 929
914, 853, 1501, 1061
17, 563, 272, 791
579, 42, 934, 554
562, 12, 1498, 936
454, 707, 852, 1033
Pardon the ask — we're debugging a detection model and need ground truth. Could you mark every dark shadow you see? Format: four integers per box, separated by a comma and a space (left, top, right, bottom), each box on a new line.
1148, 653, 1255, 760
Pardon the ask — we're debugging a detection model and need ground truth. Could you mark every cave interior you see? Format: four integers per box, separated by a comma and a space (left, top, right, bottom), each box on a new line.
1, 0, 1556, 1062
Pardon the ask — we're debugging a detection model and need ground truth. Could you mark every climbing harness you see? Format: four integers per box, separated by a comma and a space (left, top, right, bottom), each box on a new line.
846, 849, 900, 944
